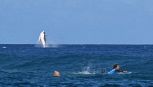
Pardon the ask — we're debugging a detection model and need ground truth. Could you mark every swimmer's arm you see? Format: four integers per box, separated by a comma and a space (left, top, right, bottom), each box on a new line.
108, 69, 116, 74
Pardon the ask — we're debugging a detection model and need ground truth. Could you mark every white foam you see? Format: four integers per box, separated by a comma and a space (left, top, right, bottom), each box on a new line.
73, 66, 96, 75
2, 46, 7, 49
118, 72, 132, 74
34, 44, 59, 48
74, 71, 96, 75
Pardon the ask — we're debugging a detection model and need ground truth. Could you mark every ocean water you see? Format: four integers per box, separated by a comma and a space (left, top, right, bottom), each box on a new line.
0, 44, 153, 87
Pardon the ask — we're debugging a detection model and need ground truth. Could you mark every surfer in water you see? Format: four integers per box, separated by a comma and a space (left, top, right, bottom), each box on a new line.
108, 64, 127, 74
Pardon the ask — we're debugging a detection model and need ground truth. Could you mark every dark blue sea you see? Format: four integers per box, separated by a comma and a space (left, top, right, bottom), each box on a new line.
0, 44, 153, 87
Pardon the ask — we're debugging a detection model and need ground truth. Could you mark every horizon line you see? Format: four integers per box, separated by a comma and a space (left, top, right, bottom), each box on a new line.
1, 43, 153, 45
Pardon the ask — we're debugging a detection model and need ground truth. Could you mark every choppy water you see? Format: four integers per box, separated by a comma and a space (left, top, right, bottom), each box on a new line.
0, 44, 153, 87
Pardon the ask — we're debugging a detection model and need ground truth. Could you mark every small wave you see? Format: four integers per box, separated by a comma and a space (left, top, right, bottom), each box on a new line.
2, 46, 7, 49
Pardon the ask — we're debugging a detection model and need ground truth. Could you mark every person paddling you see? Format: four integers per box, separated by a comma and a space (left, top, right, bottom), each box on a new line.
108, 64, 127, 74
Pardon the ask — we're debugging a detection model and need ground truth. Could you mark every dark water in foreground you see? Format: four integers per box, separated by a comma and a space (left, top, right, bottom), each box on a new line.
0, 44, 153, 87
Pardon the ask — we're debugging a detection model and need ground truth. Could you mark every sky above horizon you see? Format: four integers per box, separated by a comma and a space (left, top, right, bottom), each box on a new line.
0, 0, 153, 44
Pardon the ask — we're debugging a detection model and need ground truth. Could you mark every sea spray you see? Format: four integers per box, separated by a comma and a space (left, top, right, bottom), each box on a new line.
74, 65, 96, 75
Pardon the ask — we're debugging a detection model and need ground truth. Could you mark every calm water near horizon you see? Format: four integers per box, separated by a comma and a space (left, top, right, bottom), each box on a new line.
0, 44, 153, 87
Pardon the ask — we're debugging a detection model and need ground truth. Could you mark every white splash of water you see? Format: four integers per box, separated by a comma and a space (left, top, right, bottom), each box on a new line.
34, 44, 59, 48
2, 46, 7, 49
74, 66, 96, 75
38, 30, 47, 48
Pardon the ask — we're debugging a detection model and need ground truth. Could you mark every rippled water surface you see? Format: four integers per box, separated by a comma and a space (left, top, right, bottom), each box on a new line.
0, 44, 153, 87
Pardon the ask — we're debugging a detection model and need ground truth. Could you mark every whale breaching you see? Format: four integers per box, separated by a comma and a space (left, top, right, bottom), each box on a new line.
38, 30, 47, 48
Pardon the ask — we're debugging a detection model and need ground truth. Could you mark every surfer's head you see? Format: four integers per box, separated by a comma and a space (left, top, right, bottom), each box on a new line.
52, 70, 60, 77
113, 64, 120, 70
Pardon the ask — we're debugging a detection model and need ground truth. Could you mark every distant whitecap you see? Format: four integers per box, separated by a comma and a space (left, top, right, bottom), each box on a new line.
2, 46, 7, 49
